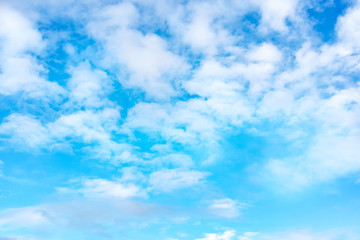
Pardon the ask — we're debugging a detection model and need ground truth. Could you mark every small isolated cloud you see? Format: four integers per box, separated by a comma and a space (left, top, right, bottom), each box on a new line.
149, 169, 208, 192
77, 178, 146, 199
195, 230, 236, 240
208, 198, 243, 219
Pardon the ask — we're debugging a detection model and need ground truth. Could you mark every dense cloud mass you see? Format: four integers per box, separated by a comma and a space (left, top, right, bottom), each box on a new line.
0, 0, 360, 239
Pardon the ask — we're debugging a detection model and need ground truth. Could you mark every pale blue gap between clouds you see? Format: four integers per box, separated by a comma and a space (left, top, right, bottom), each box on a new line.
0, 0, 360, 239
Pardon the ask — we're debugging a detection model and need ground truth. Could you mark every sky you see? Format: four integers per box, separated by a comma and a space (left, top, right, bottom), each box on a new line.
0, 0, 360, 239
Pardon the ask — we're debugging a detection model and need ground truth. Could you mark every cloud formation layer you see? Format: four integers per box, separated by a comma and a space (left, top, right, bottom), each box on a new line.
0, 0, 360, 239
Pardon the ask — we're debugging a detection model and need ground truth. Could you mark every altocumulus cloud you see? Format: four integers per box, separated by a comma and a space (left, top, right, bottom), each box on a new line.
0, 0, 360, 239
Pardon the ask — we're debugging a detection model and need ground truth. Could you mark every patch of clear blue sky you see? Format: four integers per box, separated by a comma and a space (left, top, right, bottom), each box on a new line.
307, 0, 351, 42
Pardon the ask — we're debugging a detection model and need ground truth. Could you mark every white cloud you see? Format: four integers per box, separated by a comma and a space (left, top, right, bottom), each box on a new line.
67, 61, 112, 108
260, 82, 360, 190
0, 4, 43, 56
48, 110, 116, 142
246, 43, 283, 63
149, 169, 208, 192
0, 4, 64, 99
237, 232, 260, 240
0, 0, 359, 193
182, 1, 233, 56
185, 53, 280, 102
336, 2, 360, 48
257, 89, 294, 118
0, 109, 137, 164
0, 114, 52, 150
49, 109, 141, 164
0, 56, 65, 99
195, 230, 236, 240
123, 101, 220, 146
77, 178, 145, 199
1, 2, 360, 238
0, 207, 52, 230
208, 198, 242, 219
252, 0, 299, 33
87, 2, 188, 100
265, 133, 360, 190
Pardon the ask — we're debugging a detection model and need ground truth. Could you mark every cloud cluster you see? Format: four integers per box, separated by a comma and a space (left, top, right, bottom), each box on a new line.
1, 0, 360, 238
0, 0, 359, 193
0, 4, 64, 99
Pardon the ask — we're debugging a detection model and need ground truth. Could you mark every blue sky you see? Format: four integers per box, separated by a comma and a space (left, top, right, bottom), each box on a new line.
0, 0, 360, 239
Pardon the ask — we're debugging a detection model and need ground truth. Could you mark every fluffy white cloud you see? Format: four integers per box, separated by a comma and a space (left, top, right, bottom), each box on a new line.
67, 62, 112, 108
0, 56, 65, 98
246, 43, 283, 63
123, 101, 220, 146
0, 0, 359, 194
336, 2, 360, 48
182, 1, 234, 56
48, 108, 138, 163
0, 5, 64, 99
252, 0, 299, 33
0, 4, 43, 55
257, 89, 294, 118
49, 109, 118, 144
0, 109, 137, 164
87, 2, 188, 100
